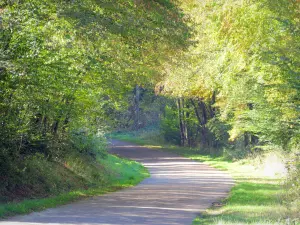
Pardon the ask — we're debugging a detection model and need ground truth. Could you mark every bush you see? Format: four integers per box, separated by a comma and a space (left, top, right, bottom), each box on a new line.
70, 131, 107, 159
0, 131, 110, 203
160, 106, 180, 145
285, 153, 300, 221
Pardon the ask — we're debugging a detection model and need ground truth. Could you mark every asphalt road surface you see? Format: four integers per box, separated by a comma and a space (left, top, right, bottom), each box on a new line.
1, 140, 234, 225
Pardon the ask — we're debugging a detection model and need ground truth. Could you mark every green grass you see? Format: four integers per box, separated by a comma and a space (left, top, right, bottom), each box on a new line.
0, 154, 149, 218
111, 133, 295, 225
109, 129, 166, 146
188, 155, 288, 225
109, 131, 179, 150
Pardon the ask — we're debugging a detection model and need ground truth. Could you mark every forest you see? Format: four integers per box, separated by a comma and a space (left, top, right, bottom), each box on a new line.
0, 0, 299, 223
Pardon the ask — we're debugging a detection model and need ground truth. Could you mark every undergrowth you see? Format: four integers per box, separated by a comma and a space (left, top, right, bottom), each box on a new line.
0, 153, 149, 218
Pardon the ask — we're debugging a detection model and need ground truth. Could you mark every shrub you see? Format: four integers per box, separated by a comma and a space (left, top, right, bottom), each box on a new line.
160, 106, 180, 145
70, 131, 107, 159
285, 153, 300, 221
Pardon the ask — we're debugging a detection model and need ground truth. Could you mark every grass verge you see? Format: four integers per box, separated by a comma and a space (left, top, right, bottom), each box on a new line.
187, 155, 288, 225
111, 133, 293, 225
0, 154, 149, 219
109, 132, 168, 147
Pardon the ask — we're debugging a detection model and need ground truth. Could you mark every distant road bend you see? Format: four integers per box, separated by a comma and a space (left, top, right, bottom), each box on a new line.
1, 140, 234, 225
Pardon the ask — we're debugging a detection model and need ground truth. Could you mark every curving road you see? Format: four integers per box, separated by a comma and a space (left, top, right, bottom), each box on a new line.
1, 140, 234, 225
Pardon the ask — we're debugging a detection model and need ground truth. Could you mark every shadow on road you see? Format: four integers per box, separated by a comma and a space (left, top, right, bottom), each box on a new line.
2, 140, 234, 225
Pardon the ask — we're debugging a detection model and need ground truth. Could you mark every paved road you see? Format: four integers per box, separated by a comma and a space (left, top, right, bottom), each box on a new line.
1, 140, 234, 225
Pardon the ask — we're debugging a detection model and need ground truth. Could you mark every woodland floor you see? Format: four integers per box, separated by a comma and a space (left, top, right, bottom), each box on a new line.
0, 140, 234, 225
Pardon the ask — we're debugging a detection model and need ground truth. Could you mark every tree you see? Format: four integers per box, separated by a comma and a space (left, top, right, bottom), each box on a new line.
159, 0, 300, 152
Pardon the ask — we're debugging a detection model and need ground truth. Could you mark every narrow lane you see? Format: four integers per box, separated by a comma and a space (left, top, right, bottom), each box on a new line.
1, 140, 234, 225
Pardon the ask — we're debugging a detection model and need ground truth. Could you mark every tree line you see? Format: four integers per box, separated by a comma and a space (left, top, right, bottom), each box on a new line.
158, 0, 300, 154
116, 1, 299, 158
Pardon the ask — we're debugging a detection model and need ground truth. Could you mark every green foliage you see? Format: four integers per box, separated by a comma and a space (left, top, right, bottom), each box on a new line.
1, 0, 299, 220
285, 153, 300, 220
0, 0, 190, 145
206, 117, 230, 148
160, 105, 181, 145
70, 132, 107, 158
0, 0, 190, 202
111, 89, 171, 130
156, 0, 299, 207
0, 153, 149, 218
1, 152, 85, 203
160, 0, 300, 151
110, 125, 165, 146
0, 131, 145, 204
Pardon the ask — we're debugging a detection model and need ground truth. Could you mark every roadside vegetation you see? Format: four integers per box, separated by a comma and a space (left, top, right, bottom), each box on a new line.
188, 155, 289, 225
0, 150, 149, 218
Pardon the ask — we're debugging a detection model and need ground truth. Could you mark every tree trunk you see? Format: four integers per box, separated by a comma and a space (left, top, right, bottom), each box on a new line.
185, 102, 192, 147
191, 98, 207, 147
182, 99, 188, 146
177, 98, 185, 146
134, 85, 140, 130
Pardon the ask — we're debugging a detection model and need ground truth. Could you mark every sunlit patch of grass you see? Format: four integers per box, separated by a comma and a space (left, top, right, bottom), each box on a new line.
99, 154, 150, 186
179, 154, 287, 224
0, 154, 149, 218
109, 131, 165, 147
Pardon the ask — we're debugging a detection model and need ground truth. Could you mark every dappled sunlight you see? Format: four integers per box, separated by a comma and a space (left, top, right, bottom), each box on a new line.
2, 140, 234, 225
262, 153, 287, 178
